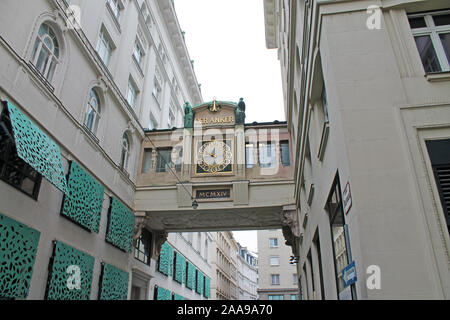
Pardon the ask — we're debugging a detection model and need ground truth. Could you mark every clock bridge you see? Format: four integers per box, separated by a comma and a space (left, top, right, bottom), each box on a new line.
133, 100, 299, 255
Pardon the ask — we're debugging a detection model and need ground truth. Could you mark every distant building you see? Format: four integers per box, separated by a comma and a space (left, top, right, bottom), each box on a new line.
237, 244, 258, 300
209, 232, 239, 300
257, 229, 299, 300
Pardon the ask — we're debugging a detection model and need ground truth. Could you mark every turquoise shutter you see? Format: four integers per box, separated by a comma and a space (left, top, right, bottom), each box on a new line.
6, 101, 68, 194
106, 197, 135, 252
0, 213, 40, 299
61, 161, 104, 233
99, 263, 129, 300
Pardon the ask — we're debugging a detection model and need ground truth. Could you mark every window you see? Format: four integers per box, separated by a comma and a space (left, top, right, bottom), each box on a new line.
408, 11, 450, 72
156, 148, 172, 173
153, 75, 162, 105
293, 273, 298, 285
326, 174, 354, 299
270, 256, 280, 266
290, 294, 299, 300
107, 0, 120, 19
174, 146, 183, 172
269, 238, 278, 248
134, 228, 152, 265
245, 143, 256, 168
259, 142, 276, 168
84, 89, 101, 135
268, 294, 283, 300
148, 115, 157, 130
141, 148, 152, 173
426, 139, 450, 234
0, 105, 42, 199
31, 23, 60, 82
120, 133, 130, 171
133, 40, 144, 68
127, 79, 137, 109
280, 141, 290, 166
168, 108, 175, 128
321, 85, 329, 123
96, 29, 112, 67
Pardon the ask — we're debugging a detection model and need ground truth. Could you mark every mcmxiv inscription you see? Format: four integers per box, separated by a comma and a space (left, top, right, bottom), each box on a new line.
195, 189, 231, 200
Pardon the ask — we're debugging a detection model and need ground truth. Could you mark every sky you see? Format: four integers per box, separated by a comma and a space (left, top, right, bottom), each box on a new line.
174, 0, 285, 253
174, 0, 285, 123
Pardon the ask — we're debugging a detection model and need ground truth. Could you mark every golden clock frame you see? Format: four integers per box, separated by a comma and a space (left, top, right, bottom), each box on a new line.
193, 138, 235, 177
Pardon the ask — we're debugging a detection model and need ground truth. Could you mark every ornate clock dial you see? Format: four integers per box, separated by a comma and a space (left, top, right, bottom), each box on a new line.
197, 140, 232, 174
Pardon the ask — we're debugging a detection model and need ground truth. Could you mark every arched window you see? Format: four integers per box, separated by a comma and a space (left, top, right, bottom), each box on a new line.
31, 23, 60, 82
120, 133, 130, 171
84, 89, 101, 135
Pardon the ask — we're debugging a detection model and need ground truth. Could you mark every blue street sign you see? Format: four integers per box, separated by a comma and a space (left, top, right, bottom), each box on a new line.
342, 261, 357, 288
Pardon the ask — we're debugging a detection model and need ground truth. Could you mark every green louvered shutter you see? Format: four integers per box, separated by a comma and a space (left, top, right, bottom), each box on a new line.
0, 213, 40, 299
186, 261, 195, 290
158, 242, 174, 276
46, 241, 95, 300
6, 101, 68, 194
106, 197, 135, 252
173, 293, 184, 300
99, 263, 129, 300
61, 161, 104, 233
174, 252, 186, 284
204, 277, 211, 299
196, 270, 204, 295
156, 286, 171, 300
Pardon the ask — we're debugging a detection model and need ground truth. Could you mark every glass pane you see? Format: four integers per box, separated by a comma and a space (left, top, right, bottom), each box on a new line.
36, 49, 50, 74
414, 35, 441, 73
142, 149, 152, 173
281, 141, 290, 166
408, 17, 427, 29
440, 33, 450, 64
433, 14, 450, 26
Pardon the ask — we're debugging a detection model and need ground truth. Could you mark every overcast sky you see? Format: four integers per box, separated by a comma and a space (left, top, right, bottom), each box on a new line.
174, 0, 285, 253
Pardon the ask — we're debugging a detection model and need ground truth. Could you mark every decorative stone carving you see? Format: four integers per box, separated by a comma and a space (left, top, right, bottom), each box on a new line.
184, 102, 194, 128
235, 98, 246, 125
153, 230, 168, 258
133, 212, 149, 244
281, 205, 300, 257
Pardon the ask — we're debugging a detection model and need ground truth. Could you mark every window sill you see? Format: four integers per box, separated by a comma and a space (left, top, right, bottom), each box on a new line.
317, 121, 329, 161
425, 71, 450, 82
81, 124, 100, 144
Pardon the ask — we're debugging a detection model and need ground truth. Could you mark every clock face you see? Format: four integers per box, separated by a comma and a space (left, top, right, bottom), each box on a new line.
197, 140, 233, 174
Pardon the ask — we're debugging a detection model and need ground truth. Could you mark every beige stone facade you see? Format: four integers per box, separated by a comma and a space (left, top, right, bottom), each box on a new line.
264, 0, 450, 299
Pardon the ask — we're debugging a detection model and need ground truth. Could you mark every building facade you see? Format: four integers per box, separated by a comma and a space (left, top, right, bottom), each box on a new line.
257, 229, 299, 300
209, 232, 239, 300
0, 0, 204, 300
264, 0, 450, 299
237, 244, 258, 300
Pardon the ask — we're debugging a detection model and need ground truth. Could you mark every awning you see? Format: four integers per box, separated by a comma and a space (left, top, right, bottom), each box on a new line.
6, 101, 68, 194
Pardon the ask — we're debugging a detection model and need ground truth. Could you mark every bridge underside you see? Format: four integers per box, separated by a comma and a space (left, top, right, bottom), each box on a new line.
144, 205, 286, 232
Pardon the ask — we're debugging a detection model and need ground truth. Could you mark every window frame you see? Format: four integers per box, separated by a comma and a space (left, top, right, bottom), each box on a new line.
134, 228, 152, 266
0, 104, 42, 200
31, 23, 60, 83
120, 133, 130, 172
408, 10, 450, 73
84, 89, 101, 135
96, 28, 113, 67
270, 274, 280, 286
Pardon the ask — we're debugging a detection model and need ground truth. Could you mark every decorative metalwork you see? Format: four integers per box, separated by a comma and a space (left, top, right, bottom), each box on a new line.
204, 276, 211, 298
156, 286, 171, 300
61, 161, 104, 233
196, 270, 204, 295
6, 101, 68, 194
98, 263, 129, 300
158, 242, 173, 276
186, 261, 195, 290
106, 197, 135, 252
174, 252, 186, 284
0, 213, 40, 299
46, 241, 94, 300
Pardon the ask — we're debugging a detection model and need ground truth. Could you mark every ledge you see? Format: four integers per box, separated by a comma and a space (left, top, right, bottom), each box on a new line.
426, 71, 450, 82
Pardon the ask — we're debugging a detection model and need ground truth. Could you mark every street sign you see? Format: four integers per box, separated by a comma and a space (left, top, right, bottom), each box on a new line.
343, 181, 352, 215
342, 261, 357, 288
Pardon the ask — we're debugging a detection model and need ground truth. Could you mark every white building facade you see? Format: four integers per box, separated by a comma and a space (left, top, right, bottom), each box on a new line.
237, 244, 258, 300
264, 0, 450, 299
0, 0, 206, 300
